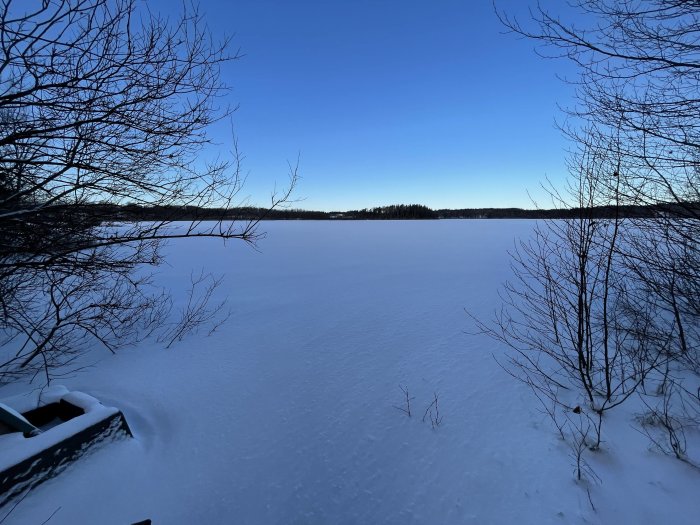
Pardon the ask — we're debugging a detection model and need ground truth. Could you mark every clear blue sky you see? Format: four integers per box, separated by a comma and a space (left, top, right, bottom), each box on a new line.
153, 0, 575, 211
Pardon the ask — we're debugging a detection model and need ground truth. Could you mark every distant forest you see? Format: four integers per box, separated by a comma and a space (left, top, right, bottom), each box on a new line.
66, 201, 700, 222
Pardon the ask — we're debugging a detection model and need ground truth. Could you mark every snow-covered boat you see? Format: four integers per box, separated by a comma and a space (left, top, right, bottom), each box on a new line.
0, 386, 132, 506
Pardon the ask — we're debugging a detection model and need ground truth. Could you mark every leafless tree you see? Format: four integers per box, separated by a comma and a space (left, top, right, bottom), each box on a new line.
0, 0, 296, 383
479, 131, 667, 450
493, 0, 700, 463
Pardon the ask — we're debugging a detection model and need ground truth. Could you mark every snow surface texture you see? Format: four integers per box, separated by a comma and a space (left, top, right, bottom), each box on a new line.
0, 220, 698, 524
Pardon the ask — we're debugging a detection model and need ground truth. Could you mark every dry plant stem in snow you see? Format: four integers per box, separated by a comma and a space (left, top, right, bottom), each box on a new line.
393, 384, 414, 417
422, 392, 443, 429
637, 374, 700, 468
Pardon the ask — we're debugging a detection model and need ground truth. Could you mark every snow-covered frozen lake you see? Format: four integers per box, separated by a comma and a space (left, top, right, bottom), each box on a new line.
2, 220, 698, 524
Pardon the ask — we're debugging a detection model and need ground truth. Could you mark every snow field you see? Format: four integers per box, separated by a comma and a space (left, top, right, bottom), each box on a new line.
2, 220, 698, 524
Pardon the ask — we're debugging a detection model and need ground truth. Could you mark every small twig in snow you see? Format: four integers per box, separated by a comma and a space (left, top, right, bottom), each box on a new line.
393, 384, 414, 417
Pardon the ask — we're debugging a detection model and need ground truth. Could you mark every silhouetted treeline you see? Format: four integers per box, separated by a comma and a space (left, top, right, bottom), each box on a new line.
437, 202, 699, 219
349, 204, 437, 219
42, 201, 700, 222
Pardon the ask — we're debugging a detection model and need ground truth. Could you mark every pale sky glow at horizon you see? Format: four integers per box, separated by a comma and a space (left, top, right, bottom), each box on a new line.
152, 0, 578, 211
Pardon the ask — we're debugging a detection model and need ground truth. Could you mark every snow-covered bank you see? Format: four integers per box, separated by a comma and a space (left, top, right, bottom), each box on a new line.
1, 220, 698, 524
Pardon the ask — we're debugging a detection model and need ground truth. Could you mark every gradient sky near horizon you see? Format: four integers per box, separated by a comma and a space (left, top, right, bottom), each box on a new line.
152, 0, 577, 211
